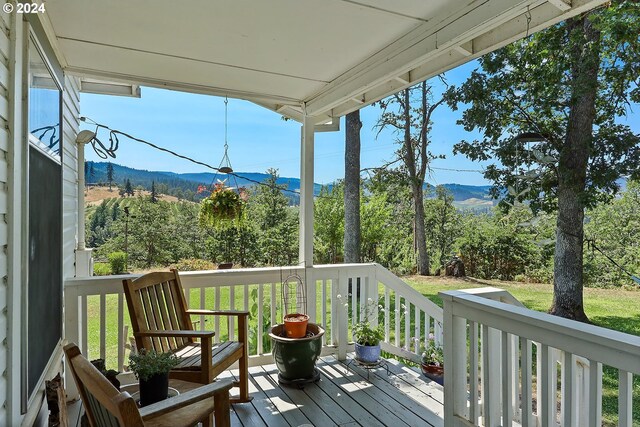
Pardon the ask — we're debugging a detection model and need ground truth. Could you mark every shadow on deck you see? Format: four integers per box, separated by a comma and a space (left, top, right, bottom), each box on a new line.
223, 355, 444, 427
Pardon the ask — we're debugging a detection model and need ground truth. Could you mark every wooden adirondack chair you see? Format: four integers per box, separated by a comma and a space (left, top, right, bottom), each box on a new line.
122, 269, 251, 403
63, 343, 233, 427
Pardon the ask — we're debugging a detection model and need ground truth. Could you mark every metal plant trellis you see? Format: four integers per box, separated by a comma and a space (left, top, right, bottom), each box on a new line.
281, 271, 307, 317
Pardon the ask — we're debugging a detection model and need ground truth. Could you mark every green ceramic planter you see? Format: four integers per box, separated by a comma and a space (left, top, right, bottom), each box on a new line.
269, 323, 325, 381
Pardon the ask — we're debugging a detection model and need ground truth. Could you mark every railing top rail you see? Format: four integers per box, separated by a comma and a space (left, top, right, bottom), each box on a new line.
65, 264, 379, 291
441, 290, 640, 374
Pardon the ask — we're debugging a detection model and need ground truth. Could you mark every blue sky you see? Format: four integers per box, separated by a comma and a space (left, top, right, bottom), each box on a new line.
80, 61, 491, 186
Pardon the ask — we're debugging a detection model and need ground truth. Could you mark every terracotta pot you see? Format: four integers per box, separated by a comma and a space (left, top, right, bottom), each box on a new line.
283, 313, 309, 338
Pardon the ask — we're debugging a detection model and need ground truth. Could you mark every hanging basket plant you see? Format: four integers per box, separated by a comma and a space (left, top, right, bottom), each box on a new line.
199, 183, 245, 229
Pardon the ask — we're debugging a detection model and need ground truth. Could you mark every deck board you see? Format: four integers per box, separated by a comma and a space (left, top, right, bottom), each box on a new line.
227, 354, 444, 427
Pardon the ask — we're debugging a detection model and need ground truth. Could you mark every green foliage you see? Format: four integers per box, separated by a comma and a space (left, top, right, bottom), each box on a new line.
585, 180, 640, 287
107, 251, 127, 274
314, 183, 344, 263
128, 349, 179, 381
351, 297, 384, 346
353, 321, 384, 346
248, 169, 298, 266
199, 184, 244, 228
446, 1, 640, 212
424, 186, 461, 269
420, 336, 444, 366
455, 206, 553, 281
170, 258, 216, 271
93, 262, 111, 276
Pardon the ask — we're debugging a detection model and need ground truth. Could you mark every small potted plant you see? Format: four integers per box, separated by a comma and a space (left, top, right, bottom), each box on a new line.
420, 334, 444, 385
350, 297, 384, 363
129, 349, 180, 406
353, 320, 384, 363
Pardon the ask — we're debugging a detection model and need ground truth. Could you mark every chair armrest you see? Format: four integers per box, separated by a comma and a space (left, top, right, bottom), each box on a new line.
187, 309, 249, 317
139, 379, 234, 420
134, 330, 215, 338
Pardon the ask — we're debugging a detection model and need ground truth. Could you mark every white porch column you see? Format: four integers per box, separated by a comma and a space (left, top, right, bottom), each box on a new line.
299, 113, 314, 266
75, 141, 93, 277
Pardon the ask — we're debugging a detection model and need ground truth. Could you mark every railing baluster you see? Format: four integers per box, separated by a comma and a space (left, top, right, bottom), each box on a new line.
99, 294, 106, 360
384, 288, 390, 343
483, 325, 501, 427
321, 279, 327, 346
80, 295, 88, 356
214, 286, 221, 344
540, 344, 555, 427
395, 293, 401, 348
270, 282, 276, 329
414, 308, 420, 354
588, 360, 602, 427
501, 331, 513, 426
229, 285, 235, 341
199, 287, 206, 332
330, 279, 337, 346
618, 370, 633, 427
562, 351, 574, 427
404, 300, 410, 350
520, 338, 532, 427
469, 321, 479, 425
257, 284, 264, 355
117, 293, 124, 371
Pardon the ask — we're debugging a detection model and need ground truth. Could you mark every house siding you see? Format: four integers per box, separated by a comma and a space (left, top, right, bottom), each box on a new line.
62, 75, 80, 278
0, 8, 11, 425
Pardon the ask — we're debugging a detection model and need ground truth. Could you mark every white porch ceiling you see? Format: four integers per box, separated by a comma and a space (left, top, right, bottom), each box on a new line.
42, 0, 606, 122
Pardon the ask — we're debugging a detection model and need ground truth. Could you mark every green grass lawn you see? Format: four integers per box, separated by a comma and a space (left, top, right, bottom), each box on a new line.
404, 275, 640, 426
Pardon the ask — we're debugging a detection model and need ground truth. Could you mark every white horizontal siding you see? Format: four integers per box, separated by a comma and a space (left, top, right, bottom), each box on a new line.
0, 11, 9, 424
62, 75, 80, 279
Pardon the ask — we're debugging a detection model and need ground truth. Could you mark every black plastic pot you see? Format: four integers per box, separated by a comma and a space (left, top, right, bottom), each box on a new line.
270, 323, 325, 382
139, 373, 169, 406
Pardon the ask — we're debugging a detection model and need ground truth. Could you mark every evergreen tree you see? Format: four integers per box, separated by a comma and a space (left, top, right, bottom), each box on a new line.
125, 179, 134, 196
150, 181, 158, 203
106, 162, 115, 190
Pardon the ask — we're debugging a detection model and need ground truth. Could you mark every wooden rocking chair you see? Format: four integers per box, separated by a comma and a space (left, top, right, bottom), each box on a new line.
63, 343, 233, 427
123, 269, 251, 403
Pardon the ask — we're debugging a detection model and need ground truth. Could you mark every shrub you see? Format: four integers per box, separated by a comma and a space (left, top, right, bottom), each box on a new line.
170, 258, 216, 271
93, 262, 111, 276
108, 251, 127, 274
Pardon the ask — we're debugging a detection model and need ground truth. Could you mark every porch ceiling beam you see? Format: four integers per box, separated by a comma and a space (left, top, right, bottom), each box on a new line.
547, 0, 572, 11
305, 0, 607, 117
65, 66, 304, 107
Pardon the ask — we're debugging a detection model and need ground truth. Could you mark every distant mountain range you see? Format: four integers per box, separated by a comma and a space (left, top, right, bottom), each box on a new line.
85, 161, 496, 208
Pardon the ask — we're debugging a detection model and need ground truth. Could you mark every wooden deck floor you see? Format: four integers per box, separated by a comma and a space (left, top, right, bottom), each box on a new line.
69, 355, 444, 427
221, 355, 444, 427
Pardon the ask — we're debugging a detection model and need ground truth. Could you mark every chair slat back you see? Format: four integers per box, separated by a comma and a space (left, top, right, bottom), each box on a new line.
63, 344, 144, 427
123, 270, 194, 353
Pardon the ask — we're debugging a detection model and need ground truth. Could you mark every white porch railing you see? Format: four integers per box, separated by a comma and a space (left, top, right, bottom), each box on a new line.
441, 289, 640, 427
64, 263, 442, 374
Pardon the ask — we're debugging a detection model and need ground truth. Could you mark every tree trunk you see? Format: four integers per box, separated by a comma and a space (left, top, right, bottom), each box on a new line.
344, 110, 362, 264
550, 16, 600, 322
413, 183, 430, 275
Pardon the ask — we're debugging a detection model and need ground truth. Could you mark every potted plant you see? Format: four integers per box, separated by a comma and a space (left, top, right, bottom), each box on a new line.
420, 334, 444, 385
283, 313, 309, 338
129, 349, 180, 406
198, 183, 244, 229
353, 320, 384, 363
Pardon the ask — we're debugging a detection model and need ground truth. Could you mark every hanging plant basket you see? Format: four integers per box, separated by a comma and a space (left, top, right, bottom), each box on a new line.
199, 184, 244, 229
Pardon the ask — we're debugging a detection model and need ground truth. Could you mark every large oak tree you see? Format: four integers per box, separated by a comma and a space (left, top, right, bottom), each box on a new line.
447, 1, 640, 320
